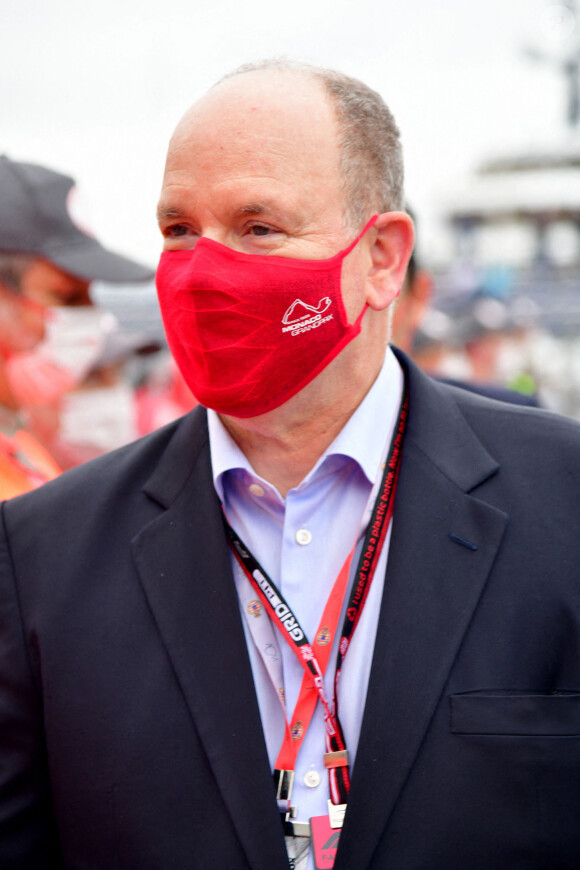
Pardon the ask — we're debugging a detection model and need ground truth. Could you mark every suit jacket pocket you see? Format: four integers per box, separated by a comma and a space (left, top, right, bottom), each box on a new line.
450, 691, 580, 736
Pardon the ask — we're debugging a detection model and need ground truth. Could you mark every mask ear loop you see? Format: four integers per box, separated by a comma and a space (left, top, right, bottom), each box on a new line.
340, 214, 379, 258
338, 215, 379, 328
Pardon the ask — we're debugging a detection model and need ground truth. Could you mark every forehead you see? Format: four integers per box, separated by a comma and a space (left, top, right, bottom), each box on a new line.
159, 71, 344, 217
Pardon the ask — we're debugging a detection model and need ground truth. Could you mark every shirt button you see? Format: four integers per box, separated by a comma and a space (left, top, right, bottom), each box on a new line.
295, 529, 312, 546
303, 769, 321, 788
249, 483, 265, 497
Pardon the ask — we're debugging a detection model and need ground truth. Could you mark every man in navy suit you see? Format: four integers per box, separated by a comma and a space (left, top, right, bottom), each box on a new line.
1, 60, 580, 870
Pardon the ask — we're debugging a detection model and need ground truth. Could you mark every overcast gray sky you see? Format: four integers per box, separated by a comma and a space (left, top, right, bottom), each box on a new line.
1, 0, 574, 269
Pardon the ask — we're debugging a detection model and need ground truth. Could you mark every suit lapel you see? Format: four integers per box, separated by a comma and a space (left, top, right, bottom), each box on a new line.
131, 409, 288, 870
336, 356, 509, 869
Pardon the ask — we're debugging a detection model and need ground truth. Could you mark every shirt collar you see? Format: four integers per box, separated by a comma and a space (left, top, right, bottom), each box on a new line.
208, 346, 403, 502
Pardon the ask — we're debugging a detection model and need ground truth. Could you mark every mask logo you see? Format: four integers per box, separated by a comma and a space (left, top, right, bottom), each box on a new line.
281, 297, 334, 337
282, 296, 332, 325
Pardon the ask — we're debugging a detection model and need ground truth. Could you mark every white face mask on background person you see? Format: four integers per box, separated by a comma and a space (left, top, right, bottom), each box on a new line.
58, 380, 137, 454
5, 306, 118, 407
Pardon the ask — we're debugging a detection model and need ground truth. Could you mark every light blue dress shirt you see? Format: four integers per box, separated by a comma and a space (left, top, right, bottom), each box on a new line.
208, 347, 403, 867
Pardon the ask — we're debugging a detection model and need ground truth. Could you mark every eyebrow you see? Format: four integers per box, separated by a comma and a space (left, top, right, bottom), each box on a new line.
156, 204, 188, 225
156, 199, 289, 225
233, 203, 270, 217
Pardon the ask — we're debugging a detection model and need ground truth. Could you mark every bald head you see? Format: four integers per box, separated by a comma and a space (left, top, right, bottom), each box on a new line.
176, 65, 334, 138
169, 68, 342, 213
169, 60, 404, 229
161, 68, 350, 249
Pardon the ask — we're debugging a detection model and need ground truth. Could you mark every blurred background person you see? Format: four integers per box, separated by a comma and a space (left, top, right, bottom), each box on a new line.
392, 211, 543, 407
390, 234, 434, 355
0, 155, 154, 492
135, 353, 197, 436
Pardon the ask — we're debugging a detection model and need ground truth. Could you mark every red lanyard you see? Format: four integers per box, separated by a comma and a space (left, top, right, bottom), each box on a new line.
223, 380, 409, 814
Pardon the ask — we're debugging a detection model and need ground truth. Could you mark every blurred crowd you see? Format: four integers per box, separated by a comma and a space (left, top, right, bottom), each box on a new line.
400, 256, 580, 417
0, 156, 196, 500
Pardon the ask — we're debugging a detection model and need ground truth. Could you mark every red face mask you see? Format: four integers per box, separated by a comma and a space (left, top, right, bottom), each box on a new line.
155, 215, 378, 418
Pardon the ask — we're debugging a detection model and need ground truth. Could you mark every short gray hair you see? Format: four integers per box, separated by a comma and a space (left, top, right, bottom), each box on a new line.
217, 59, 404, 227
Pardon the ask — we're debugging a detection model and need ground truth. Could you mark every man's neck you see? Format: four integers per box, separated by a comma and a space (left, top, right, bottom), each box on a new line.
219, 354, 385, 497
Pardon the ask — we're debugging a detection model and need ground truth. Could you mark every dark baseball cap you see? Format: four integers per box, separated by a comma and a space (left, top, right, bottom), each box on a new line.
0, 155, 154, 283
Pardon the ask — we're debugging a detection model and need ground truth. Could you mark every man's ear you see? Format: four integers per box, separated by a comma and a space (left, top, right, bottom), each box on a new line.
366, 212, 415, 311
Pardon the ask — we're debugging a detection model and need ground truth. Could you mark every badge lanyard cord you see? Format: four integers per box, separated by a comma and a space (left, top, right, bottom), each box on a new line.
223, 377, 409, 816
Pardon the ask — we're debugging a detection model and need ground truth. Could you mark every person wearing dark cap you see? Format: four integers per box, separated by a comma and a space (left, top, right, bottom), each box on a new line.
0, 155, 154, 489
0, 155, 152, 284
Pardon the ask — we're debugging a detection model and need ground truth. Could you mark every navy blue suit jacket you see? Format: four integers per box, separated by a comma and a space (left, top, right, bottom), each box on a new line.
1, 351, 580, 869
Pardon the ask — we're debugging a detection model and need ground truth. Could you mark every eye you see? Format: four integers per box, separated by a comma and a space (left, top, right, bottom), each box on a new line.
242, 221, 286, 253
164, 224, 189, 238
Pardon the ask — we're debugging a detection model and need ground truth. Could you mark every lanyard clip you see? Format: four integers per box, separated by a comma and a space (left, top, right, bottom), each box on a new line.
328, 799, 347, 829
323, 749, 349, 769
273, 768, 295, 816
